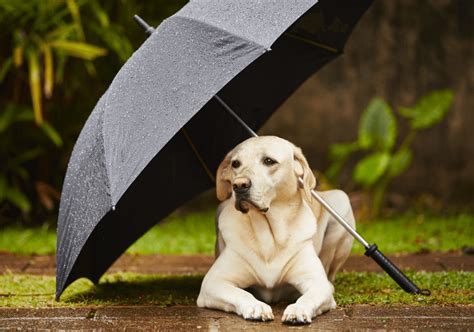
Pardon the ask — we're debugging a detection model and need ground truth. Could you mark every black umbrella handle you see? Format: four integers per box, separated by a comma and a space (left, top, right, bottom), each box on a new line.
365, 244, 430, 295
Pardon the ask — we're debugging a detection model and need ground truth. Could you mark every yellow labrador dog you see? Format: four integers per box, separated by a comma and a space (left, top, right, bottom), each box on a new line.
197, 136, 355, 324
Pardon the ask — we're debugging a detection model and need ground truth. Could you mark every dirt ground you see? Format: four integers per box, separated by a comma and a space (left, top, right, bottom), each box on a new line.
0, 252, 472, 275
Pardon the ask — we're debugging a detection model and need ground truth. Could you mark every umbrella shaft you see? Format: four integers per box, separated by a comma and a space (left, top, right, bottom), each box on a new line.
214, 95, 258, 137
308, 183, 369, 248
214, 94, 369, 249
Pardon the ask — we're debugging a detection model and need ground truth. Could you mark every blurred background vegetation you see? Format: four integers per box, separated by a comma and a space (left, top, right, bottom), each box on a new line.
0, 0, 186, 226
0, 0, 472, 227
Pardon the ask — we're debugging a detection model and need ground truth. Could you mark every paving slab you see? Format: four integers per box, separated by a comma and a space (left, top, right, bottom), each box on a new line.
0, 305, 472, 330
0, 252, 472, 276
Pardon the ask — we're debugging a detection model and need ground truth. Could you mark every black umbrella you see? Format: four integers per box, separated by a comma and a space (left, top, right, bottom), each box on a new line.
56, 0, 428, 300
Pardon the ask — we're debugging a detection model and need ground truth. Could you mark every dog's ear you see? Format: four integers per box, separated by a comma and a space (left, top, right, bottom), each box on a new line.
293, 145, 316, 202
216, 152, 232, 201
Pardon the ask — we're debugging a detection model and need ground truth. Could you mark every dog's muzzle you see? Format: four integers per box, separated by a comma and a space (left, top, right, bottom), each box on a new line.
232, 178, 268, 214
235, 197, 251, 213
234, 195, 269, 214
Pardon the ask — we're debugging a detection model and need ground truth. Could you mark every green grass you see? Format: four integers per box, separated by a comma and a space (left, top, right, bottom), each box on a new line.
352, 213, 474, 254
127, 212, 215, 254
0, 224, 56, 255
334, 271, 473, 306
0, 271, 471, 308
0, 212, 472, 255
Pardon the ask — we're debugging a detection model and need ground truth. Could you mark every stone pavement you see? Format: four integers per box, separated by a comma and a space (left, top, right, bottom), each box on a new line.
1, 252, 472, 330
1, 252, 473, 275
0, 305, 472, 330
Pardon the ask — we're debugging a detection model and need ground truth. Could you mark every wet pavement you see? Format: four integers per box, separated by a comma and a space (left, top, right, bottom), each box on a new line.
1, 252, 473, 276
0, 305, 472, 330
1, 253, 473, 330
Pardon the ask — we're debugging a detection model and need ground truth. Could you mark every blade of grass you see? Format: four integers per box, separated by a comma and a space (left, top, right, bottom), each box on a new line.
42, 43, 54, 98
13, 46, 23, 67
27, 49, 43, 125
40, 122, 63, 147
50, 40, 107, 60
12, 29, 25, 67
0, 57, 13, 82
66, 0, 85, 41
5, 186, 31, 213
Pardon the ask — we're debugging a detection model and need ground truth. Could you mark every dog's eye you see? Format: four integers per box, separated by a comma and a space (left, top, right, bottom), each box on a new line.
263, 157, 277, 166
231, 160, 241, 169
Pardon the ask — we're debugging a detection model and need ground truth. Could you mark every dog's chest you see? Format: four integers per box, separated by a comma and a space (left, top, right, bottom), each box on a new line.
222, 211, 315, 288
246, 212, 284, 260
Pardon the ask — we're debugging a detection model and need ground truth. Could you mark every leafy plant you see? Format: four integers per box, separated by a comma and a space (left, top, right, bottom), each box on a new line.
0, 0, 110, 125
326, 90, 454, 217
0, 103, 64, 220
0, 0, 135, 224
0, 0, 192, 225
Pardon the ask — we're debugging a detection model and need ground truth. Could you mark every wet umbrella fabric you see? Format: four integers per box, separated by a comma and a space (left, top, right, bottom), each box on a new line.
56, 0, 372, 299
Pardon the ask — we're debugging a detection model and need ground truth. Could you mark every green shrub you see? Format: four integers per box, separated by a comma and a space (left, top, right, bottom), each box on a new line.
326, 90, 453, 218
0, 1, 186, 225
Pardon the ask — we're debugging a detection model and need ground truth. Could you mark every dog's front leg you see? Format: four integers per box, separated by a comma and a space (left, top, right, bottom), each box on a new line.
282, 246, 336, 324
197, 251, 274, 321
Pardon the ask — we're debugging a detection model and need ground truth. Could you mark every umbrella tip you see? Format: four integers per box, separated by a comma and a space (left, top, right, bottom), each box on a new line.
133, 14, 155, 36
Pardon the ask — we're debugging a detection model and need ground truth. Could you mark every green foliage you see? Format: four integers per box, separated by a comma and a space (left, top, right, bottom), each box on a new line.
0, 0, 108, 222
387, 148, 412, 178
0, 102, 63, 219
358, 98, 397, 150
0, 0, 110, 124
327, 90, 453, 217
0, 178, 31, 213
0, 1, 187, 225
353, 152, 391, 187
326, 142, 359, 181
399, 90, 454, 129
1, 104, 41, 215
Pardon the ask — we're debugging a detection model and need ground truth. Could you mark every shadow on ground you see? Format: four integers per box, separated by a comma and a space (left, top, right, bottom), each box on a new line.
62, 274, 203, 306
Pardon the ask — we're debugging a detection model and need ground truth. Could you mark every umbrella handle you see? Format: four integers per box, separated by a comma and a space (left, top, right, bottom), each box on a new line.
309, 186, 430, 295
365, 244, 431, 295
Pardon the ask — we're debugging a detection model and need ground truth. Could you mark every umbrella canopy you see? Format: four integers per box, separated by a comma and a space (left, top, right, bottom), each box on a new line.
56, 0, 372, 299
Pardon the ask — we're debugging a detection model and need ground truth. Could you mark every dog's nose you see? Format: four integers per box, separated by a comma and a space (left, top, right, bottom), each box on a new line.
233, 178, 251, 194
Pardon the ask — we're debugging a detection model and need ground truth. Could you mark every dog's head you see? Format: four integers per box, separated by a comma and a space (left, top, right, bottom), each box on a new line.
216, 136, 316, 213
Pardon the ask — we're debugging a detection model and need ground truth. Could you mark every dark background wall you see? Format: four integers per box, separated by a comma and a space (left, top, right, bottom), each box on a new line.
260, 0, 473, 207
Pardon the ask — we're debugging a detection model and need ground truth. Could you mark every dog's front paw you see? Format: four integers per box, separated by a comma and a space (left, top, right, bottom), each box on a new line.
239, 301, 274, 322
282, 303, 313, 325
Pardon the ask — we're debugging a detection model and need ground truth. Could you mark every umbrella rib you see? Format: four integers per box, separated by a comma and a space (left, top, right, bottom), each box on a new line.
173, 14, 268, 50
181, 128, 216, 183
284, 32, 339, 53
